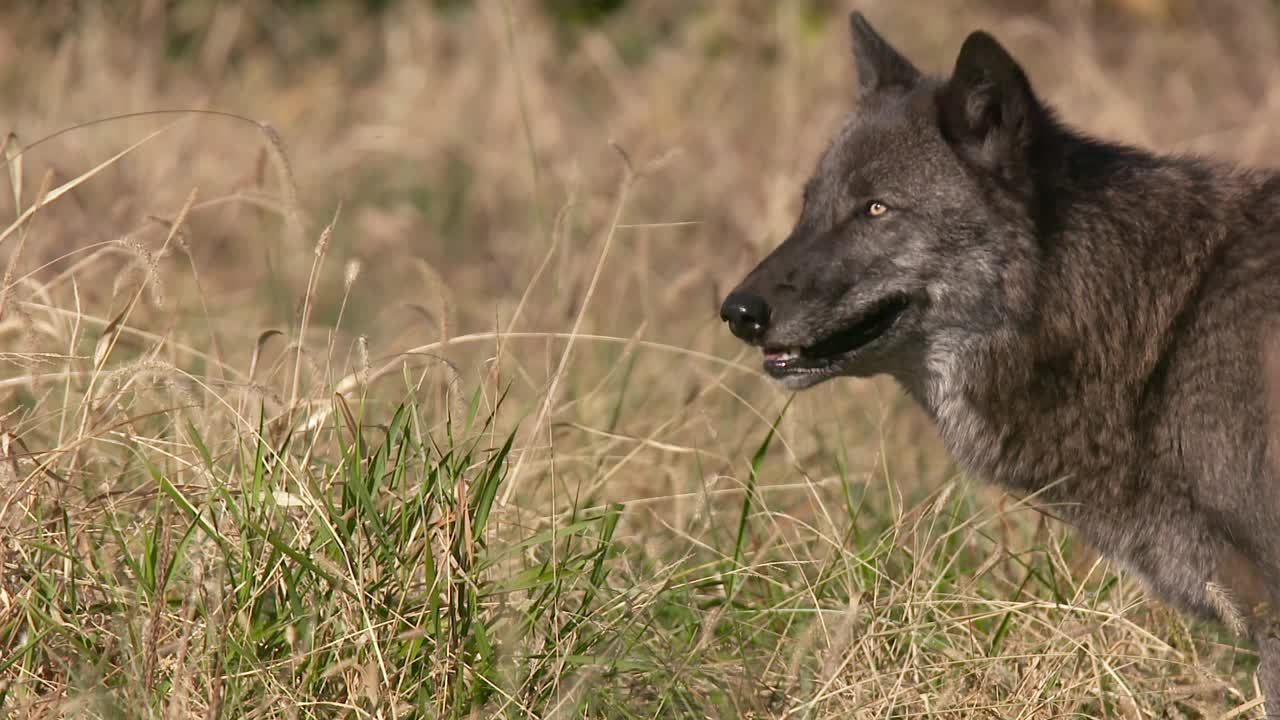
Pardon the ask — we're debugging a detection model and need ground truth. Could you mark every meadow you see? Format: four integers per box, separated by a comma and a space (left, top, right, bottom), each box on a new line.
2, 1, 1279, 717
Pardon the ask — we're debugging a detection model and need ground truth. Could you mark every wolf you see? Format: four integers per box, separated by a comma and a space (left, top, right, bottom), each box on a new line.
719, 11, 1280, 715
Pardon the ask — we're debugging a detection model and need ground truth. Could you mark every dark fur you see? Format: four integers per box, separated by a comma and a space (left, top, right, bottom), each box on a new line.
720, 13, 1280, 713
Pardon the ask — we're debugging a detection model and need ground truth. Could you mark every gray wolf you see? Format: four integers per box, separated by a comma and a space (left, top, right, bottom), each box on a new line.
720, 12, 1280, 714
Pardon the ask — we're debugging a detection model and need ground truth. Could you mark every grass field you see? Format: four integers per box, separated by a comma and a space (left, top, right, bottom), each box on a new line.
2, 1, 1279, 717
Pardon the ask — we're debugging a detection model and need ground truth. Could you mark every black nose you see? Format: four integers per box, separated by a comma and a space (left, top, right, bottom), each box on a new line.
720, 291, 771, 343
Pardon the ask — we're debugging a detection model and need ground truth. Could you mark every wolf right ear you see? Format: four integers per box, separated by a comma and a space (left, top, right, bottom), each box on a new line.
940, 31, 1043, 168
849, 12, 920, 96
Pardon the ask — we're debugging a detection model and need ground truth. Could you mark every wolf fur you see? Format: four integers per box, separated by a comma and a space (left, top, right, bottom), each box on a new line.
720, 12, 1280, 714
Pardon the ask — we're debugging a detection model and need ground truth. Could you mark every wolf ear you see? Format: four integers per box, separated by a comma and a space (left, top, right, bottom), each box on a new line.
940, 31, 1042, 166
849, 12, 920, 95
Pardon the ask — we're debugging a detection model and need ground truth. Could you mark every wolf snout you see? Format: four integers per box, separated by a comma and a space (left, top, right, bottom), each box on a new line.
720, 290, 771, 343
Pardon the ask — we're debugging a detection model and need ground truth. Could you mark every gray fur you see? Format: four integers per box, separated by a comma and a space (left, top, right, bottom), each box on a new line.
719, 12, 1280, 714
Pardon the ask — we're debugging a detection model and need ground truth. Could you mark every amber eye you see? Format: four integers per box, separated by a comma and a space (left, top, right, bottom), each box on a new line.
867, 201, 889, 217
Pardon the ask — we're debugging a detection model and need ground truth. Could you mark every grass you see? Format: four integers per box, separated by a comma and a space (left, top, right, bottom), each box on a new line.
0, 0, 1277, 717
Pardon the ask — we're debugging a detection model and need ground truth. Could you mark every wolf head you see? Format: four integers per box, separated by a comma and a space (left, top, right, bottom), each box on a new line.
720, 13, 1046, 392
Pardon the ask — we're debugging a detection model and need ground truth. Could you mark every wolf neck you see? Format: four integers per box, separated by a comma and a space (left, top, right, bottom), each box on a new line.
923, 121, 1250, 499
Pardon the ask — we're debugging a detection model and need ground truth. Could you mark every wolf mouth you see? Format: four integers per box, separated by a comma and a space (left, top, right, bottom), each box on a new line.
762, 294, 911, 378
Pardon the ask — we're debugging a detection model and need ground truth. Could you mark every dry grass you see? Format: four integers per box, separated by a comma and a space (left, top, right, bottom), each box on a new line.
1, 0, 1279, 717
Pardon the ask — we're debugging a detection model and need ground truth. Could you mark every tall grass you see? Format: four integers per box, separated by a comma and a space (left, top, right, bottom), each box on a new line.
1, 1, 1277, 717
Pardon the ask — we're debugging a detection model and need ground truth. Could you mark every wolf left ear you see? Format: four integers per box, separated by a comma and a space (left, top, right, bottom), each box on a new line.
849, 12, 920, 96
940, 31, 1042, 167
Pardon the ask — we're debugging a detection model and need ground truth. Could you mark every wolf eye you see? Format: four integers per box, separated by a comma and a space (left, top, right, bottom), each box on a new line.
866, 201, 889, 217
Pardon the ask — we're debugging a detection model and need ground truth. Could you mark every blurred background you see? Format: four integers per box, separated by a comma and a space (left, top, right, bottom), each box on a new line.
4, 0, 1280, 717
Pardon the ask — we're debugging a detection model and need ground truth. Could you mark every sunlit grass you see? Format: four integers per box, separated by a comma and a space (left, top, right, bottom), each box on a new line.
0, 1, 1274, 717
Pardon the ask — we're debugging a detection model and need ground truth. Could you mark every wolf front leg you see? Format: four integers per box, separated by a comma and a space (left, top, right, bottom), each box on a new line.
1259, 631, 1280, 719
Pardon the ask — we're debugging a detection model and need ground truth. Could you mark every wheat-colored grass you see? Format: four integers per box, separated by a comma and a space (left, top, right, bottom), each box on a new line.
0, 1, 1277, 717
